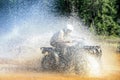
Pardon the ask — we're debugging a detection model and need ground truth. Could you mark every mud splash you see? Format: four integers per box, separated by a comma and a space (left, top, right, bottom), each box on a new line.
0, 1, 120, 79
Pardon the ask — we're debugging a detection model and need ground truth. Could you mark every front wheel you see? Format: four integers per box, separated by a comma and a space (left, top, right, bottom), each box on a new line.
41, 54, 56, 71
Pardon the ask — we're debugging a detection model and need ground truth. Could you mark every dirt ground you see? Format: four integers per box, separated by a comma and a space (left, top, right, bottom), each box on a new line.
0, 43, 120, 80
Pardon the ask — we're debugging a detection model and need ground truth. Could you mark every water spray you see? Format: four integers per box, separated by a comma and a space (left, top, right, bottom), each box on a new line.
0, 0, 102, 75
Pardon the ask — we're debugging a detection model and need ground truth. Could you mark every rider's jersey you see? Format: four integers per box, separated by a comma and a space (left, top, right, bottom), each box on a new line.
50, 30, 64, 47
50, 29, 72, 47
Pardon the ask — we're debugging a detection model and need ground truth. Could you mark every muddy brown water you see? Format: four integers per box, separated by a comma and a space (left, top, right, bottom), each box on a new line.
0, 43, 120, 80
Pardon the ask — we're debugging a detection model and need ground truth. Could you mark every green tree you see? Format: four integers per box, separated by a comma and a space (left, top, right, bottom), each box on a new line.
94, 0, 120, 36
53, 0, 72, 16
53, 0, 120, 37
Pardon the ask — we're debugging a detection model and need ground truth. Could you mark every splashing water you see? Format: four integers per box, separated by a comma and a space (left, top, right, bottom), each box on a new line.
0, 0, 66, 60
87, 55, 101, 76
0, 0, 101, 74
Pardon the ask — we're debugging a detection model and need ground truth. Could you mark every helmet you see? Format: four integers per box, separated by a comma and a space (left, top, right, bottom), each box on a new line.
66, 24, 74, 31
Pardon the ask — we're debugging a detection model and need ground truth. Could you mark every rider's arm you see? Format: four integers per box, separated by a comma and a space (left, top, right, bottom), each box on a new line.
55, 30, 72, 44
56, 30, 66, 43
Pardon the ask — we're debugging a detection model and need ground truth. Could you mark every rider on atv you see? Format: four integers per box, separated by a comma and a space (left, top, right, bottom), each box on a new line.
50, 24, 74, 64
41, 24, 102, 72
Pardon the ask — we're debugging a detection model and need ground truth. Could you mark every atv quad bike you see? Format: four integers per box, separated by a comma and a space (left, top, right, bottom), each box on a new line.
40, 41, 102, 73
